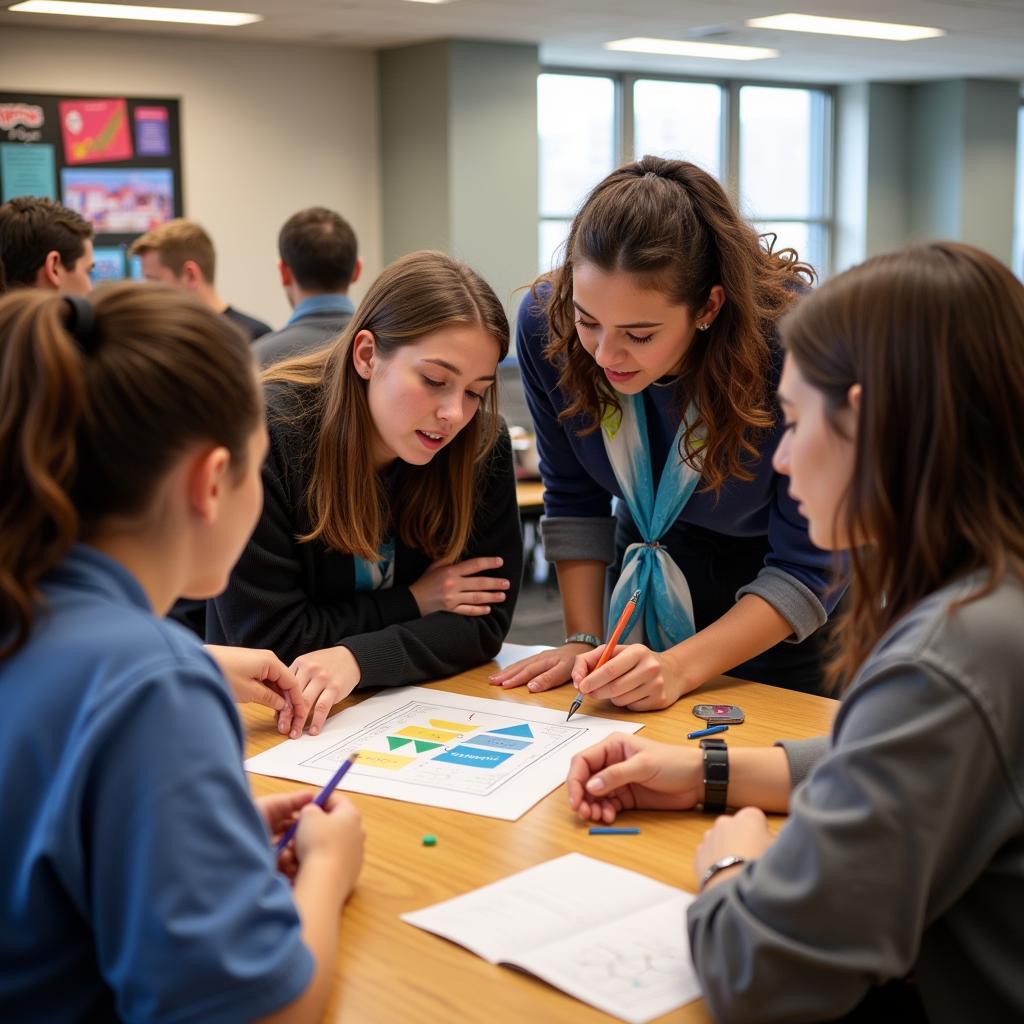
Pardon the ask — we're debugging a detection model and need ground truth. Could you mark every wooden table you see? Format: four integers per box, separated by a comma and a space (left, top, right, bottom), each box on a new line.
243, 666, 838, 1023
515, 478, 545, 512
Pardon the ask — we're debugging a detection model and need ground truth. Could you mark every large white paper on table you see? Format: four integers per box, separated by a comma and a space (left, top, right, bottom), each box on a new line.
402, 853, 702, 1024
245, 686, 642, 820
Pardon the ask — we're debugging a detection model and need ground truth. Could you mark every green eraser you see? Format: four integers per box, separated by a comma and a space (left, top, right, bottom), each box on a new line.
422, 834, 437, 846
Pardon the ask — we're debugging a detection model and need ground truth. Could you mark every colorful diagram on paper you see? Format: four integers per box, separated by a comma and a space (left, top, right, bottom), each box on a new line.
303, 700, 587, 796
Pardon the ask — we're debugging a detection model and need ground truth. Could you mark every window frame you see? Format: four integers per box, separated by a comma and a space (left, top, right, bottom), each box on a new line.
539, 67, 836, 276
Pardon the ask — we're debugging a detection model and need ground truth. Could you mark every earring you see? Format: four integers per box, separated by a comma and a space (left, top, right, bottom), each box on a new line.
698, 322, 711, 332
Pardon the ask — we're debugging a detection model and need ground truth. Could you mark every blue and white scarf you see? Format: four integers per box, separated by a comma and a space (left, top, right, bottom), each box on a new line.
602, 394, 704, 651
353, 536, 396, 592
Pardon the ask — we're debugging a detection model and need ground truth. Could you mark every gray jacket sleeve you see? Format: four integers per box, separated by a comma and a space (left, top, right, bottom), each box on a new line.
773, 735, 830, 788
686, 659, 1012, 1023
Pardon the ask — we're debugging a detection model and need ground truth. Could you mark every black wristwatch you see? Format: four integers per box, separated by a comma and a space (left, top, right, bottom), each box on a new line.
700, 737, 729, 814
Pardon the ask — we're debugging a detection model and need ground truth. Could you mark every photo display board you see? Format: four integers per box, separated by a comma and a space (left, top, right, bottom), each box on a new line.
0, 92, 183, 282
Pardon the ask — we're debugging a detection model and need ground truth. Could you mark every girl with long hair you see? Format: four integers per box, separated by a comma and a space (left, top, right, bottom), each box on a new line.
493, 155, 837, 705
0, 284, 363, 1021
210, 250, 522, 735
566, 242, 1024, 1021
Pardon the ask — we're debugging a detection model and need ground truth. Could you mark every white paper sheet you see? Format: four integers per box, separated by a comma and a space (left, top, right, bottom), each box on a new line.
245, 687, 641, 820
402, 853, 702, 1023
490, 642, 553, 670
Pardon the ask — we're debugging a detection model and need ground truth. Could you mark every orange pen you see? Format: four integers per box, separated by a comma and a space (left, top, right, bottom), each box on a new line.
566, 588, 642, 721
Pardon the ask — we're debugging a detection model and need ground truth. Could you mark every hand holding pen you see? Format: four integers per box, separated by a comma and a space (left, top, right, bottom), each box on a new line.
566, 590, 697, 713
566, 589, 641, 720
275, 752, 360, 853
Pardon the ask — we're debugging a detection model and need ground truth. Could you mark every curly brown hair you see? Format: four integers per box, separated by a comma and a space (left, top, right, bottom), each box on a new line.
544, 156, 814, 494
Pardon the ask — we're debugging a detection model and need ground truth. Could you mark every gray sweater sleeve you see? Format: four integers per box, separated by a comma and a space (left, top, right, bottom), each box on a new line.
737, 566, 827, 643
773, 735, 830, 787
686, 660, 1013, 1023
539, 514, 617, 564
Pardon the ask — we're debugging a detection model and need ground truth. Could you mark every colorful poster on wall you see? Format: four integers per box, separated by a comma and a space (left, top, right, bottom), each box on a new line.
133, 105, 170, 157
0, 143, 56, 201
91, 244, 127, 283
59, 98, 133, 165
0, 91, 182, 281
0, 102, 45, 142
61, 167, 174, 233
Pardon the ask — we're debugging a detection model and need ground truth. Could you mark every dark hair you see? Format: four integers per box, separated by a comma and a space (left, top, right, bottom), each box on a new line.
265, 250, 508, 563
0, 196, 93, 288
0, 283, 262, 658
780, 241, 1024, 689
278, 207, 358, 293
544, 155, 815, 495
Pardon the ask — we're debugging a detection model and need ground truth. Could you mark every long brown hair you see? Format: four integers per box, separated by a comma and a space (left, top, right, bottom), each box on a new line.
264, 250, 509, 563
781, 241, 1024, 689
0, 283, 261, 658
545, 155, 814, 492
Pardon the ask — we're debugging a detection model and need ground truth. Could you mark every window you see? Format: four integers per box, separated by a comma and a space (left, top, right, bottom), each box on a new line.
739, 85, 831, 277
633, 79, 722, 177
538, 73, 617, 273
538, 72, 833, 277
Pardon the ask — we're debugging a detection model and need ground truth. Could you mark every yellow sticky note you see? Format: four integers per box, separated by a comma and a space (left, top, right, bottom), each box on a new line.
354, 749, 415, 770
428, 718, 475, 732
396, 725, 462, 743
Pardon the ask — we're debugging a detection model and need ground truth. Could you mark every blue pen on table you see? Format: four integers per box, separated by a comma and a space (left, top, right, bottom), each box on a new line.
275, 752, 359, 853
589, 826, 640, 835
686, 724, 729, 740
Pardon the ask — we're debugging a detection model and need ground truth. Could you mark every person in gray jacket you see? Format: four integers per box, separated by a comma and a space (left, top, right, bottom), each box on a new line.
566, 241, 1024, 1023
254, 206, 361, 368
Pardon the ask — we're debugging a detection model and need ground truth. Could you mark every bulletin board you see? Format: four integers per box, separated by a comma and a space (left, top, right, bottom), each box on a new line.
0, 92, 184, 281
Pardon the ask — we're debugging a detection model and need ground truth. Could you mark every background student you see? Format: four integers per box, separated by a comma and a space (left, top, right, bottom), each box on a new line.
567, 242, 1024, 1023
209, 250, 523, 735
0, 284, 363, 1022
493, 155, 839, 706
131, 217, 271, 340
0, 195, 94, 295
254, 205, 361, 367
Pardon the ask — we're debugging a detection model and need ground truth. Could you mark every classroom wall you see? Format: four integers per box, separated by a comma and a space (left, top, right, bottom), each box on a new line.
834, 78, 1019, 272
379, 40, 539, 322
0, 27, 381, 328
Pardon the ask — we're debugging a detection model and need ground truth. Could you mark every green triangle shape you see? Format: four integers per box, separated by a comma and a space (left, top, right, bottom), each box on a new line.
414, 740, 442, 753
387, 736, 413, 751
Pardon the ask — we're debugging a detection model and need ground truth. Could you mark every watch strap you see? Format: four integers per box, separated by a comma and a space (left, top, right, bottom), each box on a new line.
701, 737, 729, 814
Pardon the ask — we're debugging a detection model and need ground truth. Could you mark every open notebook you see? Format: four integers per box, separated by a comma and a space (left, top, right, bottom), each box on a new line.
402, 853, 702, 1023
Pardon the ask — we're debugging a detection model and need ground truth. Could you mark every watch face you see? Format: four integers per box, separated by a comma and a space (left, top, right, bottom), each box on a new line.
692, 703, 745, 725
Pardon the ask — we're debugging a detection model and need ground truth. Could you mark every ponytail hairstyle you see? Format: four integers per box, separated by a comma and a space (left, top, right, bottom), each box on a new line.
544, 155, 815, 494
780, 241, 1024, 690
264, 250, 509, 563
0, 283, 262, 658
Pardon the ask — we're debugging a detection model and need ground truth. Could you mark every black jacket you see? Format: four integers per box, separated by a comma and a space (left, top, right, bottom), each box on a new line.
208, 381, 523, 687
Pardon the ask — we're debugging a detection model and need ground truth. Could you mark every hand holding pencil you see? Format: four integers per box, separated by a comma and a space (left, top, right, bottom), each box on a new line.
565, 590, 690, 714
566, 589, 641, 720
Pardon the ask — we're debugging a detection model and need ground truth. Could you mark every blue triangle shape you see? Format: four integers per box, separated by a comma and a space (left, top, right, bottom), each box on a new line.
489, 723, 533, 738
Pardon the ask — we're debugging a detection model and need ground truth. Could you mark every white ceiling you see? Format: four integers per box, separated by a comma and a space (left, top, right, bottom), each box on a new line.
2, 0, 1023, 83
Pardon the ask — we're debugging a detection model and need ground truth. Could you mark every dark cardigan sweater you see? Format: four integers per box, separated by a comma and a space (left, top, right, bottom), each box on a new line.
208, 381, 523, 688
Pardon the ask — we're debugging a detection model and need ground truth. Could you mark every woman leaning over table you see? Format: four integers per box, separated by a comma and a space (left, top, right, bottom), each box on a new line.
492, 155, 841, 707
